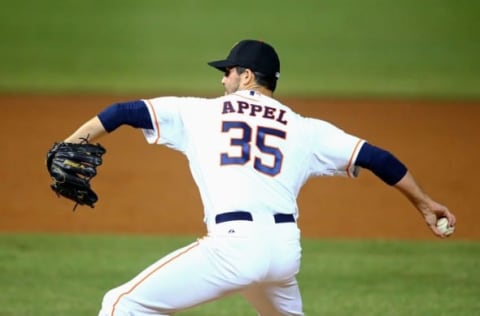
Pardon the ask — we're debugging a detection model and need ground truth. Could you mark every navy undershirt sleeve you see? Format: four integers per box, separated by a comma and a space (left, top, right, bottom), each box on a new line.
97, 100, 153, 132
355, 142, 408, 185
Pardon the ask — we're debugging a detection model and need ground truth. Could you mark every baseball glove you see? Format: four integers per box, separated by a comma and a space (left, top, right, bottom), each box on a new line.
46, 139, 106, 210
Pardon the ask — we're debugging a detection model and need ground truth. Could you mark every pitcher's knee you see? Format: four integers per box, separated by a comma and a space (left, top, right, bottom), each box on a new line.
98, 288, 130, 316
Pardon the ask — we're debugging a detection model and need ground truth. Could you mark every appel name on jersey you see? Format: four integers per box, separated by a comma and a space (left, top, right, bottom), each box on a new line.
222, 101, 288, 125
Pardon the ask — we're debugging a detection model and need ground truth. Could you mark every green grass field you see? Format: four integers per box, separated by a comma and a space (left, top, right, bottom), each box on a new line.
1, 0, 479, 98
1, 233, 479, 316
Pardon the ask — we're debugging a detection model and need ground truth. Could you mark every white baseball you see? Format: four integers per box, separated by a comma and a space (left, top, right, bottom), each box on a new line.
436, 217, 455, 236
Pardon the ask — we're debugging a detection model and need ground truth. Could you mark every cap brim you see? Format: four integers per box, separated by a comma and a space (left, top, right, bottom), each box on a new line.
208, 60, 236, 72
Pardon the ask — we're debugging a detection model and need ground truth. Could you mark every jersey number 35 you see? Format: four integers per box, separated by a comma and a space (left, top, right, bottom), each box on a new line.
220, 121, 286, 176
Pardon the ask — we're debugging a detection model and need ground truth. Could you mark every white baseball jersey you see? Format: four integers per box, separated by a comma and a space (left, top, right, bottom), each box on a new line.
143, 90, 364, 225
99, 90, 365, 316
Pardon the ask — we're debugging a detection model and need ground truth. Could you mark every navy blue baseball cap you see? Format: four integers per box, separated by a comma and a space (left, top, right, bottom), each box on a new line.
208, 39, 280, 79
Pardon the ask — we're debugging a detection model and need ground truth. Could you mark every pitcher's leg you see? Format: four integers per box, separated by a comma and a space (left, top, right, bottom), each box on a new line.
98, 239, 242, 316
241, 278, 304, 316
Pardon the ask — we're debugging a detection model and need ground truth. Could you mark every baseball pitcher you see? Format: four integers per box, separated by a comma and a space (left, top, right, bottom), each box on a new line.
47, 39, 456, 315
